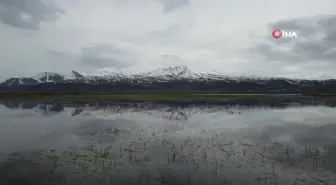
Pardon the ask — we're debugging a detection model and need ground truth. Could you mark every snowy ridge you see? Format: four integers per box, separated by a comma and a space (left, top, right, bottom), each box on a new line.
0, 65, 335, 86
143, 66, 200, 80
64, 70, 84, 80
34, 71, 86, 82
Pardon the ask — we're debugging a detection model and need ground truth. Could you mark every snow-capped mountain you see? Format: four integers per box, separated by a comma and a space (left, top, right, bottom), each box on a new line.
1, 66, 336, 94
1, 70, 85, 85
0, 66, 286, 85
1, 66, 226, 85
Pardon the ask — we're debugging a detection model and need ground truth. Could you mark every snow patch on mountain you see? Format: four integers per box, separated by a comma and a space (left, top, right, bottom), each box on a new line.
62, 70, 85, 80
33, 72, 65, 83
1, 78, 39, 85
136, 65, 202, 81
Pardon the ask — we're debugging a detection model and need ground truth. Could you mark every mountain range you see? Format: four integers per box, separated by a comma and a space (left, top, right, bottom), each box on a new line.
0, 66, 335, 94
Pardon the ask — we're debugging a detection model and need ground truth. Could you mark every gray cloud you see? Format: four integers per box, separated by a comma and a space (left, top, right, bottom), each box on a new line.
47, 50, 75, 61
249, 14, 336, 64
47, 44, 137, 70
80, 44, 136, 69
0, 0, 65, 30
161, 0, 189, 13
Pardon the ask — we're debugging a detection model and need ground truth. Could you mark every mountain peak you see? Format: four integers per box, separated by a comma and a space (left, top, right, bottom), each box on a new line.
71, 70, 84, 79
33, 72, 64, 83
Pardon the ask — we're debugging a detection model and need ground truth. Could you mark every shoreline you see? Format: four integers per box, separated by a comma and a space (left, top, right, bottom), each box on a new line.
0, 93, 332, 103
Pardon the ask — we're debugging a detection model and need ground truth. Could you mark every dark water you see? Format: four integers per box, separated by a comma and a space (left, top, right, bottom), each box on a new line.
1, 97, 336, 185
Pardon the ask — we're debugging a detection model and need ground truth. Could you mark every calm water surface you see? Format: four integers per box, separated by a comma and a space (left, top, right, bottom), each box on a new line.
1, 97, 336, 185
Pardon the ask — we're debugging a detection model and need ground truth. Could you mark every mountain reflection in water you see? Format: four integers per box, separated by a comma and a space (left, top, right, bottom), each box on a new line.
1, 97, 336, 185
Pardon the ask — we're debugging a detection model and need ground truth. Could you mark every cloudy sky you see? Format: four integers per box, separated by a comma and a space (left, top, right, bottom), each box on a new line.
0, 0, 335, 80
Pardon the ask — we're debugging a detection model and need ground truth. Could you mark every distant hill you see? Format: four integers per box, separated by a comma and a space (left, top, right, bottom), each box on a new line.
0, 66, 335, 94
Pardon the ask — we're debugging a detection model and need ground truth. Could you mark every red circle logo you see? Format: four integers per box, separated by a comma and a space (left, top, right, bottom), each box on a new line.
272, 29, 282, 39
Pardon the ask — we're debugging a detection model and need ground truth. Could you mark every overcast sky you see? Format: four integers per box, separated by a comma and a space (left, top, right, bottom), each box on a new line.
0, 0, 335, 80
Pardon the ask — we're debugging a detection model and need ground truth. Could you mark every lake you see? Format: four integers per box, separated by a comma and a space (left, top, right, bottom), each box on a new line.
1, 97, 336, 185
